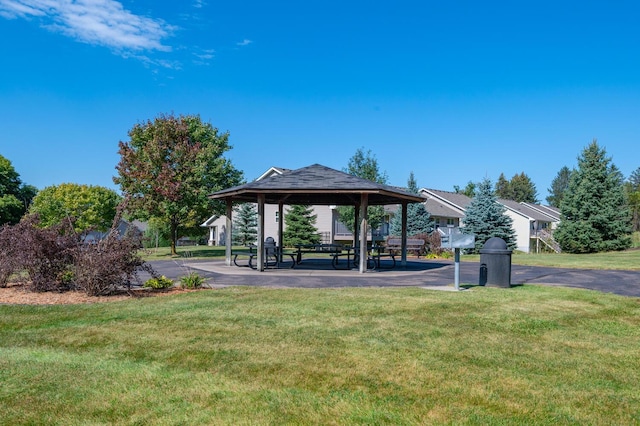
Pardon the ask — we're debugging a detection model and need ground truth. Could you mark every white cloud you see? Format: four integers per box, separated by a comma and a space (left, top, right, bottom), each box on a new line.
0, 0, 175, 52
236, 38, 252, 46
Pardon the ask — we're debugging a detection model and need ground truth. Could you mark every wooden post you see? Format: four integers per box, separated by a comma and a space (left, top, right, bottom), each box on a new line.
225, 198, 233, 266
257, 194, 265, 271
401, 202, 408, 267
359, 194, 368, 273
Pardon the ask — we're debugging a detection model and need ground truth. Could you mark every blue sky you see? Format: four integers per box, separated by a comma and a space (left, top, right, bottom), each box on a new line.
1, 0, 639, 202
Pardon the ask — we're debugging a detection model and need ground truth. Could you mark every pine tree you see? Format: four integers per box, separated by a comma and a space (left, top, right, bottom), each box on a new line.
495, 172, 538, 202
509, 172, 539, 203
232, 203, 257, 246
283, 205, 320, 246
462, 177, 517, 253
555, 140, 632, 253
495, 173, 512, 200
546, 166, 573, 207
389, 172, 434, 237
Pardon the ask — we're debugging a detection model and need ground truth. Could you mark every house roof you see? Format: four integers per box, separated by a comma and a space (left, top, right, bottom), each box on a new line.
499, 199, 558, 222
209, 163, 425, 205
523, 203, 561, 221
419, 188, 560, 223
420, 189, 471, 218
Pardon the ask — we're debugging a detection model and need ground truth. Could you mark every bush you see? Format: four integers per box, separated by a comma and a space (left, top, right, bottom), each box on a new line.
180, 272, 205, 289
0, 215, 78, 292
0, 202, 156, 296
144, 276, 173, 289
74, 230, 152, 296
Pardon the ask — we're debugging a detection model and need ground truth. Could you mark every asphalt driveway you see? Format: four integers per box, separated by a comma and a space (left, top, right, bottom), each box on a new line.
147, 259, 640, 297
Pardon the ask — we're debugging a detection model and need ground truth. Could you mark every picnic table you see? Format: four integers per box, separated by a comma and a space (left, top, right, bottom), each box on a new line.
330, 245, 396, 270
232, 238, 296, 269
294, 243, 344, 264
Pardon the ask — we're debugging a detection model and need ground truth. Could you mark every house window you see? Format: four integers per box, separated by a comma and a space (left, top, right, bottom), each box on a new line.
446, 218, 455, 226
275, 212, 279, 223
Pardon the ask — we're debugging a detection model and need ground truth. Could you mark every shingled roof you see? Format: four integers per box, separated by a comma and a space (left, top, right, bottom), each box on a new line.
210, 164, 425, 205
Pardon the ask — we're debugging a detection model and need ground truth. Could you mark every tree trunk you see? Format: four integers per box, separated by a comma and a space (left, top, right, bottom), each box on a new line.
170, 222, 178, 256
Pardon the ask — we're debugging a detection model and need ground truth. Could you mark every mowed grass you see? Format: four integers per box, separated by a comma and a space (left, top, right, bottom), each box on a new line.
1, 286, 639, 425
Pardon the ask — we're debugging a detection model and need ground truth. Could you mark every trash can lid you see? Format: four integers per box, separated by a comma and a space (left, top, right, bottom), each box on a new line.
482, 237, 508, 250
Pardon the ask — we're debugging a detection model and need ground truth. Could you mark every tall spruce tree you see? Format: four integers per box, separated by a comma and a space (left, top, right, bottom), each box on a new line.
232, 203, 257, 246
283, 205, 320, 246
389, 172, 434, 237
462, 177, 517, 253
555, 140, 632, 253
546, 166, 573, 208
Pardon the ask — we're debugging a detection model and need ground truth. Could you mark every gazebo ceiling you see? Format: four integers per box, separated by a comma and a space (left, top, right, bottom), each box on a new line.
209, 164, 426, 205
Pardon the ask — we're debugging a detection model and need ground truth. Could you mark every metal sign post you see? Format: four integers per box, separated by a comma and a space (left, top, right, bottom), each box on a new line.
440, 229, 475, 291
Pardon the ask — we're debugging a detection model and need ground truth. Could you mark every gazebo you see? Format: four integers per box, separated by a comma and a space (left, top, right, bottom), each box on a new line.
209, 164, 426, 273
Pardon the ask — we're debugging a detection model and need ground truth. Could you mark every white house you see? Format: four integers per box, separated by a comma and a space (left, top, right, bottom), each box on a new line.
419, 188, 560, 253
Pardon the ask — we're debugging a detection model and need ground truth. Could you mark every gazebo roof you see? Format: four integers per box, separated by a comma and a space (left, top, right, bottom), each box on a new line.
209, 163, 425, 205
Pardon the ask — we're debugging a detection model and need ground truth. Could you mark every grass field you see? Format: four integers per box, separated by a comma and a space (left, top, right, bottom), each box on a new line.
1, 286, 639, 424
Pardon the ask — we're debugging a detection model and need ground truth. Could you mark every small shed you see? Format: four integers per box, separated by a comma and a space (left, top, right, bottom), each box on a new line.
209, 164, 426, 272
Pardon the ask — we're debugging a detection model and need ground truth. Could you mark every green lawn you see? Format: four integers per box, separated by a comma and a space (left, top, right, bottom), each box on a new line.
1, 286, 639, 425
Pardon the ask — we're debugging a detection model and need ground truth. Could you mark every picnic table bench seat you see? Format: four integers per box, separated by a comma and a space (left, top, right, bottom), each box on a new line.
232, 239, 296, 268
385, 237, 426, 257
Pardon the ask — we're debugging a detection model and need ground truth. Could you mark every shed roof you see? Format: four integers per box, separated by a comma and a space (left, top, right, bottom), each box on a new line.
209, 164, 425, 205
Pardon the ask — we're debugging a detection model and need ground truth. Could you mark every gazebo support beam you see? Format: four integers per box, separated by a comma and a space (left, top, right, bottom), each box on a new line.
359, 194, 368, 273
225, 198, 233, 266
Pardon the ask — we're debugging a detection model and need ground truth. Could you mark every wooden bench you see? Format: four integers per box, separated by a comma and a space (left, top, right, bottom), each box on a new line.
385, 237, 426, 257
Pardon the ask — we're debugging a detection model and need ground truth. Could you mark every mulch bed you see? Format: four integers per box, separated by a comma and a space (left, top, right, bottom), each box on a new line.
0, 283, 203, 305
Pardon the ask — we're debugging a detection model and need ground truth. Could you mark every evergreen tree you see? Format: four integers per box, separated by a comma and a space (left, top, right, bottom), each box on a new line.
495, 172, 538, 202
462, 177, 517, 253
389, 172, 434, 237
624, 167, 640, 232
283, 205, 320, 246
510, 172, 539, 203
494, 173, 512, 200
554, 140, 632, 253
546, 166, 573, 207
232, 203, 257, 246
336, 148, 387, 232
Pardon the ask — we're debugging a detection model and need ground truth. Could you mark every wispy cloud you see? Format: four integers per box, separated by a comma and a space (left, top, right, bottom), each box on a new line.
0, 0, 175, 53
236, 39, 252, 47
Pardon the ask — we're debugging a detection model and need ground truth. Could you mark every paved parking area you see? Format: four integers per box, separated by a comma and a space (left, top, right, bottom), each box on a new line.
148, 259, 640, 297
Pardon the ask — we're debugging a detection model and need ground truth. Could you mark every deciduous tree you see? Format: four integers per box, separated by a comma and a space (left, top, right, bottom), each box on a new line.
114, 113, 243, 255
453, 181, 476, 197
554, 140, 632, 253
0, 154, 37, 225
29, 183, 120, 233
336, 148, 388, 233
